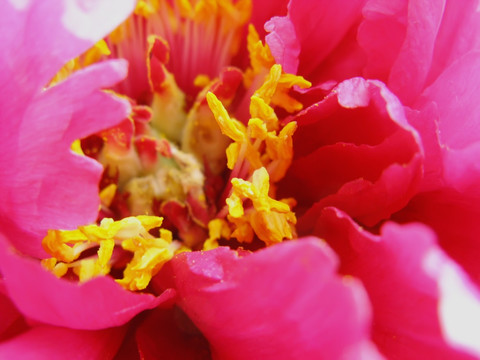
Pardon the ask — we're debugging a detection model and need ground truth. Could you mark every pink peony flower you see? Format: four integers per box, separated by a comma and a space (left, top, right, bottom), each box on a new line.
1, 0, 480, 359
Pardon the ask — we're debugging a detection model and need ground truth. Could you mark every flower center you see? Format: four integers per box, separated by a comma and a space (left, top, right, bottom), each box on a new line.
42, 1, 311, 291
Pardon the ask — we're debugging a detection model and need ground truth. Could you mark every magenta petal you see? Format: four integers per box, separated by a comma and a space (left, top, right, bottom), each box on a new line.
289, 0, 365, 78
0, 60, 130, 258
265, 16, 300, 74
0, 233, 174, 330
0, 0, 135, 103
417, 51, 480, 151
425, 0, 480, 86
0, 325, 126, 360
386, 0, 445, 105
283, 78, 422, 226
0, 284, 23, 340
157, 239, 383, 359
315, 208, 480, 359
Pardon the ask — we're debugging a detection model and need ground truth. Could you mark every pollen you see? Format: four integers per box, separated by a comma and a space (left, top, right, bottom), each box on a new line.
41, 216, 177, 291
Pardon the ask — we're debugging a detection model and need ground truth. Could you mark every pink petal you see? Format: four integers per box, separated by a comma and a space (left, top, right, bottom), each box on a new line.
392, 52, 480, 286
0, 233, 175, 330
155, 239, 383, 359
282, 78, 422, 226
425, 0, 480, 86
386, 0, 445, 105
357, 0, 407, 83
0, 282, 25, 340
314, 207, 479, 359
0, 60, 130, 258
394, 190, 480, 287
359, 0, 480, 105
0, 0, 135, 104
265, 16, 300, 74
0, 325, 126, 359
417, 51, 480, 151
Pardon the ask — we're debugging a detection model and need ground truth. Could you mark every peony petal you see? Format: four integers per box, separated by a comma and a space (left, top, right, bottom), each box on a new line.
393, 189, 480, 287
357, 0, 407, 83
135, 307, 211, 359
425, 0, 480, 86
438, 262, 480, 357
265, 0, 365, 83
417, 51, 480, 151
0, 233, 175, 330
0, 325, 126, 360
0, 283, 25, 341
0, 0, 135, 105
314, 207, 479, 359
282, 78, 422, 226
0, 60, 130, 258
386, 0, 445, 104
393, 52, 480, 286
359, 0, 480, 105
156, 239, 383, 359
264, 16, 300, 74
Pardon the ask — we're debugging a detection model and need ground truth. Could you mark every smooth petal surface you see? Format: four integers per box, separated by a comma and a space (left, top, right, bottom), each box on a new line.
283, 77, 422, 227
156, 239, 383, 360
0, 325, 126, 360
417, 51, 480, 152
313, 208, 480, 359
0, 60, 130, 258
0, 233, 174, 330
359, 0, 480, 105
269, 0, 365, 76
0, 0, 135, 105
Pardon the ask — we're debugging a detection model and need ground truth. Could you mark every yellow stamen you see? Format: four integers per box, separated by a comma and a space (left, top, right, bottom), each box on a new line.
255, 64, 311, 113
99, 184, 117, 208
71, 140, 84, 156
206, 71, 299, 180
203, 218, 231, 250
226, 167, 296, 246
41, 216, 176, 291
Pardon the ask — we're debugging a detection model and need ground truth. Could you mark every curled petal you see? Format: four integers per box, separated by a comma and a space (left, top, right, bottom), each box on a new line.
284, 77, 422, 227
155, 238, 383, 359
314, 207, 480, 359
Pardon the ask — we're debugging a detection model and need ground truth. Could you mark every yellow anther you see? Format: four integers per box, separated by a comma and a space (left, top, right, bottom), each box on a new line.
206, 92, 246, 143
99, 184, 117, 208
42, 216, 174, 290
203, 218, 231, 250
226, 192, 245, 218
225, 142, 240, 169
247, 118, 268, 140
135, 0, 157, 17
255, 64, 311, 113
264, 121, 297, 182
246, 24, 275, 77
226, 168, 296, 246
255, 64, 282, 104
71, 140, 84, 156
249, 95, 278, 132
93, 40, 111, 57
194, 74, 211, 88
